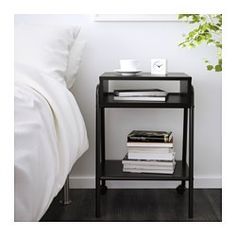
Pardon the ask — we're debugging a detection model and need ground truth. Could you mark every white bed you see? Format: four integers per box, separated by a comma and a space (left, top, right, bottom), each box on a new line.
14, 23, 89, 221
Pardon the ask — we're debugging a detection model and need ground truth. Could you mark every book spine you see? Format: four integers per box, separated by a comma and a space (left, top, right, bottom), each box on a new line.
113, 96, 166, 101
123, 164, 175, 170
122, 161, 176, 167
127, 136, 170, 143
127, 148, 173, 154
127, 142, 174, 148
123, 168, 174, 174
127, 157, 174, 161
127, 153, 175, 161
123, 159, 175, 164
115, 92, 167, 97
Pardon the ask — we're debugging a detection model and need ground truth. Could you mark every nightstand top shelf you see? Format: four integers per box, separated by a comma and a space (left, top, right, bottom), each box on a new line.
98, 72, 193, 108
101, 93, 191, 108
100, 72, 192, 81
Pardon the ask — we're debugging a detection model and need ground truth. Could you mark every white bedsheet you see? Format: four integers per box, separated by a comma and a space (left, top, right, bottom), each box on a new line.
14, 64, 89, 221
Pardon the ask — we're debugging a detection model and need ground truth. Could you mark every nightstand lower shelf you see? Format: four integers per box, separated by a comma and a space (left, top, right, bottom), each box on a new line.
100, 160, 189, 181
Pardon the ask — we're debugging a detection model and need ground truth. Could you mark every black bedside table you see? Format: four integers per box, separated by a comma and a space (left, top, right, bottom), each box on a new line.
95, 72, 194, 218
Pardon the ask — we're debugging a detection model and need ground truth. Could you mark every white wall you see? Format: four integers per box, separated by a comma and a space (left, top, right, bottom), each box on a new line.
15, 14, 222, 188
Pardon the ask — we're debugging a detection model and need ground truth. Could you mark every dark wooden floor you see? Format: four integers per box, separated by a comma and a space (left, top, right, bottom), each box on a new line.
41, 189, 222, 222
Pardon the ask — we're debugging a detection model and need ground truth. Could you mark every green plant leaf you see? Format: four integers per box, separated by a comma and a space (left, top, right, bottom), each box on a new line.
207, 39, 214, 44
178, 14, 222, 73
215, 64, 222, 72
207, 65, 214, 71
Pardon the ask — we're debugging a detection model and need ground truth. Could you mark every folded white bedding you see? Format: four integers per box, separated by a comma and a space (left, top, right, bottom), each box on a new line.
14, 63, 89, 221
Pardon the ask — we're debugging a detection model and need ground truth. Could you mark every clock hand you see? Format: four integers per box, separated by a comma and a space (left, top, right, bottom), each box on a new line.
154, 64, 163, 68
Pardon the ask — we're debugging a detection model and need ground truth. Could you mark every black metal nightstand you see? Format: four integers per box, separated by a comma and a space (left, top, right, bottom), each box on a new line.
95, 72, 194, 218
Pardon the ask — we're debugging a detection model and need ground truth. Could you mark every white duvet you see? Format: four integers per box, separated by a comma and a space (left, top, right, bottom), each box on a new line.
14, 64, 89, 221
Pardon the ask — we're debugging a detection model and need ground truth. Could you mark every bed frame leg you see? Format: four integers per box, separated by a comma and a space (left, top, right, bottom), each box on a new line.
60, 175, 72, 205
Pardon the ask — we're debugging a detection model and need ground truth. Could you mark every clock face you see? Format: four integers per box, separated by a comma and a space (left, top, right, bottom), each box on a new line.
153, 61, 163, 70
151, 59, 167, 75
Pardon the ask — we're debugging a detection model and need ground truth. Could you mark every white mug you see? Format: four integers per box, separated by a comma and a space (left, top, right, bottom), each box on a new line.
120, 59, 139, 71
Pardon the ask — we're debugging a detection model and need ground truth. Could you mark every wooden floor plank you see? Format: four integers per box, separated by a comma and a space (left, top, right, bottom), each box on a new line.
41, 189, 222, 222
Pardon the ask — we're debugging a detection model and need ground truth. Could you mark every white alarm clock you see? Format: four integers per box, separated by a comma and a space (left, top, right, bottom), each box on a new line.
151, 59, 167, 75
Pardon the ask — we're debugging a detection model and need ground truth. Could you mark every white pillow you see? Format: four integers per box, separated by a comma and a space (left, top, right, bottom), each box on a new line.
14, 23, 80, 86
66, 39, 86, 89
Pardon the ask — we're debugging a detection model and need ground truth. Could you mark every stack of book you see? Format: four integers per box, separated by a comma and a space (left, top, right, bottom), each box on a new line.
113, 89, 167, 101
122, 130, 175, 174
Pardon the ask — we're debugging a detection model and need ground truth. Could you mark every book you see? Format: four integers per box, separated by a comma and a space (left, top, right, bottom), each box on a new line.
127, 147, 173, 154
123, 164, 175, 170
127, 130, 173, 143
127, 152, 175, 160
114, 89, 167, 97
123, 167, 174, 174
113, 96, 166, 101
122, 153, 176, 174
122, 155, 176, 167
127, 141, 173, 148
123, 164, 175, 171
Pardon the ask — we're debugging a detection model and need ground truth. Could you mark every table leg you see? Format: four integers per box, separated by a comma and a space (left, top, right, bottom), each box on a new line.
188, 105, 194, 218
181, 108, 188, 188
95, 85, 101, 217
101, 108, 106, 191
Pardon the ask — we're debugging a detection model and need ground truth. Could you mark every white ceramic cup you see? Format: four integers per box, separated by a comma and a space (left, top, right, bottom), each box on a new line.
120, 59, 139, 71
